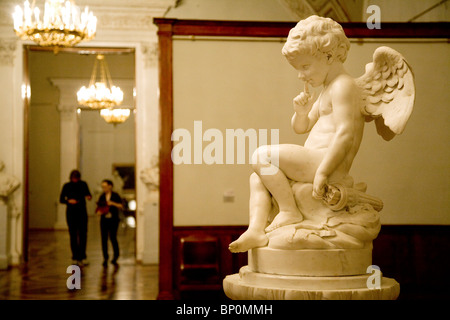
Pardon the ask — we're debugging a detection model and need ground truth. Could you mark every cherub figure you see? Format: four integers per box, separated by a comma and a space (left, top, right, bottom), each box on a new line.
229, 15, 414, 253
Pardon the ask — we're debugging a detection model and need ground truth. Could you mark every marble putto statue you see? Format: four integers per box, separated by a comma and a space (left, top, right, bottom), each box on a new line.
224, 15, 415, 300
0, 161, 20, 201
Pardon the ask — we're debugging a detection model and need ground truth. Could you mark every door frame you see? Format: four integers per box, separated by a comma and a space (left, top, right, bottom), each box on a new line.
23, 45, 137, 261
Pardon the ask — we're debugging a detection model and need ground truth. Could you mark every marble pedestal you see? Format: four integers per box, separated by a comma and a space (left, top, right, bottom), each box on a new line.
223, 247, 400, 300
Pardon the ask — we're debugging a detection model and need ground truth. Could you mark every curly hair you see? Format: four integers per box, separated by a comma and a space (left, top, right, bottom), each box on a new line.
282, 15, 350, 64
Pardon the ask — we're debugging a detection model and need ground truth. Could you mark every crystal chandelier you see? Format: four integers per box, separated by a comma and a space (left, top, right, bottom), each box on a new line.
100, 108, 131, 125
13, 0, 97, 52
77, 54, 124, 109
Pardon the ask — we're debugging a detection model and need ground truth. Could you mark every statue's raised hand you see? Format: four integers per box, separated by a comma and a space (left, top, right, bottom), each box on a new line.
293, 82, 314, 114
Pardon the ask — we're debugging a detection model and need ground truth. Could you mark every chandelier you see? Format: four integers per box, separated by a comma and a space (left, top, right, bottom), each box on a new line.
100, 108, 131, 125
13, 0, 97, 52
77, 54, 124, 109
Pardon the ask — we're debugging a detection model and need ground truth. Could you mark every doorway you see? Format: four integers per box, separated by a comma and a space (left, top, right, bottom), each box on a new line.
24, 46, 137, 262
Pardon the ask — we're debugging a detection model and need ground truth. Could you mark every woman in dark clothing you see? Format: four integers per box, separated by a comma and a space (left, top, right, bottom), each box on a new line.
59, 170, 92, 266
96, 179, 123, 267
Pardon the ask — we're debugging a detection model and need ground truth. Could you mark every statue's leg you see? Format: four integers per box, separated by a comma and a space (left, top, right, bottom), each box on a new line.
229, 173, 270, 253
252, 144, 324, 232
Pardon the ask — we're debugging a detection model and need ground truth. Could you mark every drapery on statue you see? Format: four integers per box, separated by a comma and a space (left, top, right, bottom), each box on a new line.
229, 15, 415, 252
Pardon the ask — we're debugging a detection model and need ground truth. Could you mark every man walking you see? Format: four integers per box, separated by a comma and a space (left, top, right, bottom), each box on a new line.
59, 170, 92, 266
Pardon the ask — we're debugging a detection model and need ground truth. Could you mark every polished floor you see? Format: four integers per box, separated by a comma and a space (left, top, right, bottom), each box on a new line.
0, 216, 158, 300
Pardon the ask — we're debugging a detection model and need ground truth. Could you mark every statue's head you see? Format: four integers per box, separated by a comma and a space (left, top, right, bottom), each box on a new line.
283, 15, 350, 63
282, 16, 350, 86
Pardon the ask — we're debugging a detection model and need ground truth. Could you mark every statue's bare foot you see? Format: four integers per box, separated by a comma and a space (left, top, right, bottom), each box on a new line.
229, 230, 268, 253
265, 210, 303, 232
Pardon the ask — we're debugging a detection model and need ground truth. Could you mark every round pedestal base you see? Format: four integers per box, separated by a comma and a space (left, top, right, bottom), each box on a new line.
249, 247, 372, 276
223, 267, 400, 300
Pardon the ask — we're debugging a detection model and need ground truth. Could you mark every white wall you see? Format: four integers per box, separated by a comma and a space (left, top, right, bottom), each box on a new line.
172, 38, 450, 226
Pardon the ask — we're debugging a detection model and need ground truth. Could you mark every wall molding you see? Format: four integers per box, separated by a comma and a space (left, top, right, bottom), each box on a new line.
0, 38, 16, 66
0, 0, 176, 29
141, 42, 159, 68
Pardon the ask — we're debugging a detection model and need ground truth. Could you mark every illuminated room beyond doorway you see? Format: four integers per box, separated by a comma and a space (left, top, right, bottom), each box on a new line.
25, 46, 137, 264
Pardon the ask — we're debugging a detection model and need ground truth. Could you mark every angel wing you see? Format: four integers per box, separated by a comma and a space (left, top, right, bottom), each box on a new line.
355, 46, 415, 141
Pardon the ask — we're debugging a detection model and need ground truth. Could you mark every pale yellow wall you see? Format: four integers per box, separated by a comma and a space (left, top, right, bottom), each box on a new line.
363, 0, 450, 22
346, 40, 450, 225
166, 0, 297, 21
28, 51, 135, 228
28, 102, 60, 229
173, 39, 303, 226
172, 38, 450, 226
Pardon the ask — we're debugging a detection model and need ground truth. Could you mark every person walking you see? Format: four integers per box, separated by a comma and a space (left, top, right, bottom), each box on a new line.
96, 179, 123, 267
59, 170, 92, 266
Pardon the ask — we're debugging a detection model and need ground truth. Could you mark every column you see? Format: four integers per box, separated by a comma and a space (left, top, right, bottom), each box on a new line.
0, 37, 23, 268
136, 41, 160, 263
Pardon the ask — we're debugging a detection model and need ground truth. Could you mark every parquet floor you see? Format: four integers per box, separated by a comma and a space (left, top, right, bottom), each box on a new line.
0, 216, 158, 300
